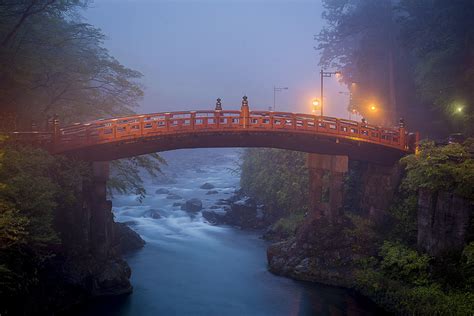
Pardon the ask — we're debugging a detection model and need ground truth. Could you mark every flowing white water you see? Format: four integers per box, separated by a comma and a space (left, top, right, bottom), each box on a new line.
77, 148, 382, 316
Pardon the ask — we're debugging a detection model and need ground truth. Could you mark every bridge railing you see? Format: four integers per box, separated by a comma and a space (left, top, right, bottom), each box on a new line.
56, 110, 410, 152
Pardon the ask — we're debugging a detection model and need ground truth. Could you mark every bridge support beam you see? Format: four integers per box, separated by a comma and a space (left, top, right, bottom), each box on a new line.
307, 153, 348, 221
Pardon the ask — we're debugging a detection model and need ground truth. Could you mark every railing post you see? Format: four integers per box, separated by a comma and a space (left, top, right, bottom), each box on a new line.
399, 117, 406, 149
112, 120, 117, 140
240, 96, 249, 129
52, 114, 60, 145
191, 112, 196, 130
215, 98, 222, 128
165, 113, 170, 132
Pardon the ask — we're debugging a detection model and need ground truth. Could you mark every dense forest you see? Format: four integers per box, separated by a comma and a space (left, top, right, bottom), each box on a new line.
317, 0, 473, 137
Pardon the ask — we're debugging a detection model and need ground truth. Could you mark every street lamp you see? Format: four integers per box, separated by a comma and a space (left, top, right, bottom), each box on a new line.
273, 86, 288, 111
312, 98, 321, 114
320, 69, 341, 117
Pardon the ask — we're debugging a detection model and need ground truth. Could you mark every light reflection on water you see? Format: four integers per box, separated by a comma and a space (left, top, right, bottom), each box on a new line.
76, 149, 383, 316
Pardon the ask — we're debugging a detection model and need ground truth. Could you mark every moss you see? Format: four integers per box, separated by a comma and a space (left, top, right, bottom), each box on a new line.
272, 212, 306, 236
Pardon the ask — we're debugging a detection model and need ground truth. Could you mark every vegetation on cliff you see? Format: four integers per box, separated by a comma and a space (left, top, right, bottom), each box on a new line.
243, 143, 474, 314
240, 148, 309, 234
352, 140, 474, 314
0, 142, 91, 313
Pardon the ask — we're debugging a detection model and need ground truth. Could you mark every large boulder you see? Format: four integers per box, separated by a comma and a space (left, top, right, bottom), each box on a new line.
114, 222, 146, 254
200, 183, 215, 190
143, 209, 162, 219
224, 197, 265, 229
206, 190, 219, 195
202, 210, 226, 225
181, 198, 203, 213
155, 188, 170, 194
166, 193, 182, 200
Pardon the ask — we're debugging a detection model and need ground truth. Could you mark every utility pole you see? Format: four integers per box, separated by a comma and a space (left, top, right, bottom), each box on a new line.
273, 86, 288, 111
320, 69, 341, 117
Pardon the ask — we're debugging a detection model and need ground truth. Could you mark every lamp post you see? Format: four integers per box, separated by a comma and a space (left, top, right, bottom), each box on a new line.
273, 86, 288, 111
320, 69, 341, 117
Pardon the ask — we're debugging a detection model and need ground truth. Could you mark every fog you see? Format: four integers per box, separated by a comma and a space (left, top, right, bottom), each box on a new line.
84, 0, 349, 116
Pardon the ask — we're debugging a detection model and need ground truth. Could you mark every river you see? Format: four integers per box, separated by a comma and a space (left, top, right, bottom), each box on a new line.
77, 148, 382, 316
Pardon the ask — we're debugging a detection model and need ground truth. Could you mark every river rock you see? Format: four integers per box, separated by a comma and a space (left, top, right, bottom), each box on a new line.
224, 197, 265, 229
172, 202, 183, 207
200, 183, 215, 189
166, 193, 182, 200
215, 199, 230, 206
206, 190, 219, 195
155, 188, 170, 194
143, 209, 162, 219
114, 222, 146, 254
181, 198, 203, 213
202, 210, 226, 225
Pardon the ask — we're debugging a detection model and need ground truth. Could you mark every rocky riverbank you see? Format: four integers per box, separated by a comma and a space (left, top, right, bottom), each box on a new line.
28, 206, 146, 315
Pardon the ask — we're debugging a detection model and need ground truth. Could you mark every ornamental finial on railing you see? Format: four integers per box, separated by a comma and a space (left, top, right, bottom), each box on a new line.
242, 95, 248, 108
215, 98, 222, 111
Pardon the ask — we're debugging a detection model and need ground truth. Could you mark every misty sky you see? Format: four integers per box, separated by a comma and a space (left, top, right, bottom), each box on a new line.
84, 0, 349, 117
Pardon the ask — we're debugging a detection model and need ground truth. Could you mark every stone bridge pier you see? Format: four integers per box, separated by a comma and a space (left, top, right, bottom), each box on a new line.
307, 154, 349, 220
307, 153, 400, 221
87, 161, 114, 259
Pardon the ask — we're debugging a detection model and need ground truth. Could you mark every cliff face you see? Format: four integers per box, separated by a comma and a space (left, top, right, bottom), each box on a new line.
18, 164, 145, 315
418, 189, 473, 256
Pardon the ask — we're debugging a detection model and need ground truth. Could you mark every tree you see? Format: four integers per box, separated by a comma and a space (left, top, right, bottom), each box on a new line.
0, 0, 143, 126
398, 0, 474, 135
316, 0, 405, 126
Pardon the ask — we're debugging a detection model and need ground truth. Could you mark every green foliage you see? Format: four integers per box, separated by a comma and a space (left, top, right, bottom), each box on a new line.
317, 0, 474, 135
240, 148, 309, 220
401, 140, 474, 200
108, 153, 166, 202
398, 0, 474, 134
387, 194, 418, 245
0, 0, 143, 124
461, 242, 474, 290
356, 263, 474, 315
0, 145, 90, 301
344, 214, 381, 254
272, 212, 305, 236
380, 241, 431, 286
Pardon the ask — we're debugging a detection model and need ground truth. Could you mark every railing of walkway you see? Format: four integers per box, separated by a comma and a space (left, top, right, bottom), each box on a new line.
56, 110, 411, 152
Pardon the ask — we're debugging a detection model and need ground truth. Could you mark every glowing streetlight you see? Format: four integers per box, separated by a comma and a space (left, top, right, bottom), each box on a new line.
369, 104, 377, 112
455, 106, 463, 113
312, 98, 321, 114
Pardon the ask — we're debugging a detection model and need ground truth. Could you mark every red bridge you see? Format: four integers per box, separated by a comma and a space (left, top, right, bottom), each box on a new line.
12, 97, 418, 164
